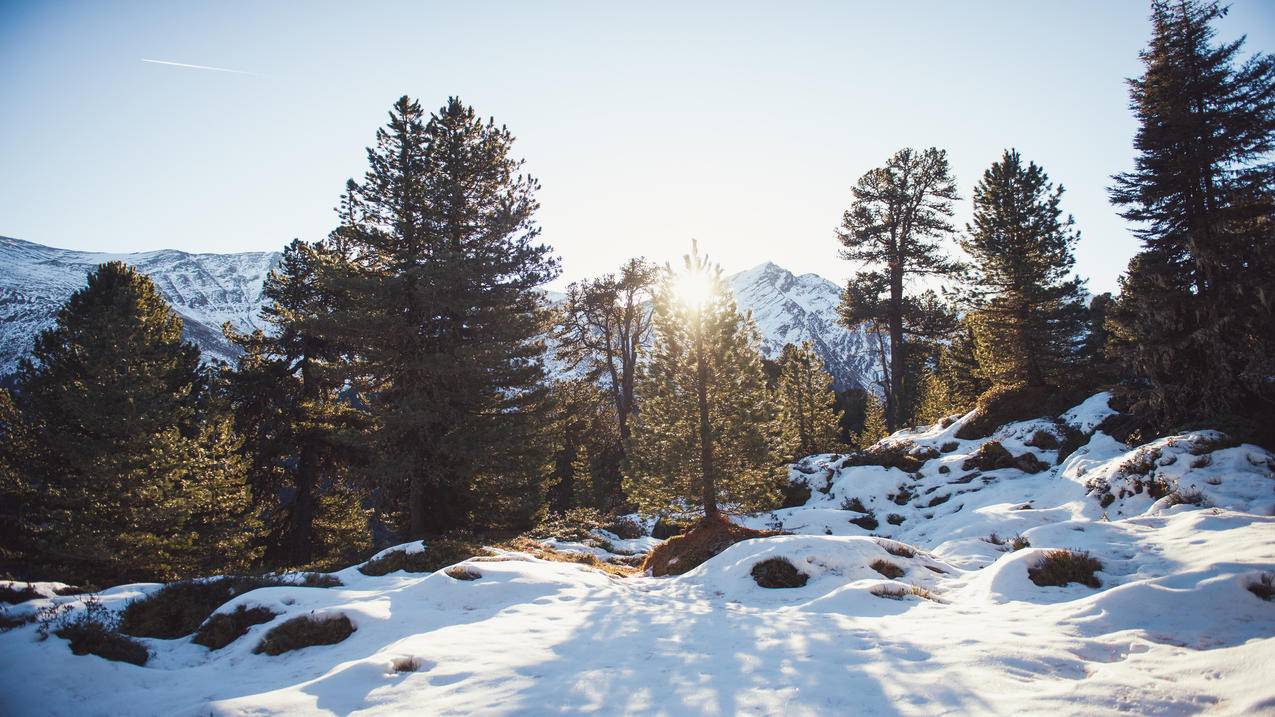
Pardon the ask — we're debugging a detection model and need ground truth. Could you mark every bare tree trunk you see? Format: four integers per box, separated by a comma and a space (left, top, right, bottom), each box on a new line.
694, 313, 718, 519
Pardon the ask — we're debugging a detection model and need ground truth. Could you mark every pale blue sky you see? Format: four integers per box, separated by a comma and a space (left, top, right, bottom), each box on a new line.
2, 1, 1272, 292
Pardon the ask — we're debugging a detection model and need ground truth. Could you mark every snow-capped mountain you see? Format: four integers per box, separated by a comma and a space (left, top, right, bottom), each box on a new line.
727, 262, 877, 390
0, 236, 280, 374
0, 236, 877, 389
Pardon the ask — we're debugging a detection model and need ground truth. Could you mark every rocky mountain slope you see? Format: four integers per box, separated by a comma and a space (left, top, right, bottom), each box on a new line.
1, 236, 879, 388
0, 236, 279, 372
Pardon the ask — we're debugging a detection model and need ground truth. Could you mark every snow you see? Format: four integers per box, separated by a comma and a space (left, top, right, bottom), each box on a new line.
2, 392, 1273, 715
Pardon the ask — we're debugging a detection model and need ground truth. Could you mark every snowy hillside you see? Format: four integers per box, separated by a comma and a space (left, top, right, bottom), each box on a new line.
1, 237, 878, 389
3, 392, 1272, 716
0, 236, 279, 373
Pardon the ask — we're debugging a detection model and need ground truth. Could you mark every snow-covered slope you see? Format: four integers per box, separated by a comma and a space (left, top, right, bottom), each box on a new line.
0, 236, 279, 372
1, 237, 878, 389
3, 393, 1272, 715
727, 262, 878, 390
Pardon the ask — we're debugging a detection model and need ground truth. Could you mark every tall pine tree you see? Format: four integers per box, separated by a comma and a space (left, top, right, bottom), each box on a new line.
224, 239, 370, 568
961, 149, 1089, 389
1, 262, 258, 585
838, 147, 964, 430
1108, 0, 1275, 444
774, 341, 842, 459
326, 96, 560, 538
625, 246, 783, 517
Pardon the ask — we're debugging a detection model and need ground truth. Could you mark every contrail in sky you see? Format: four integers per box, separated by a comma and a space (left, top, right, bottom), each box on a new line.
141, 58, 256, 75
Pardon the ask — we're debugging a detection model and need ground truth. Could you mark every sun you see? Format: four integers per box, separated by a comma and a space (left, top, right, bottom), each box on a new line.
674, 268, 713, 309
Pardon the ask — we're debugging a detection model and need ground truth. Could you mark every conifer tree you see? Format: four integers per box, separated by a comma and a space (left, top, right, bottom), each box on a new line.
2, 262, 258, 584
225, 239, 369, 568
838, 147, 963, 431
626, 246, 783, 516
774, 341, 842, 459
854, 393, 888, 448
961, 150, 1089, 388
326, 96, 560, 537
1108, 0, 1275, 443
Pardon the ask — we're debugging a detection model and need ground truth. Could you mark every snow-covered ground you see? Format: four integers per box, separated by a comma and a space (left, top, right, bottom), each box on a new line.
2, 393, 1273, 716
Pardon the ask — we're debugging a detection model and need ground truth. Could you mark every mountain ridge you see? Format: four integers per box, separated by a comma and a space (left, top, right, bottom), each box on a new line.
0, 236, 877, 389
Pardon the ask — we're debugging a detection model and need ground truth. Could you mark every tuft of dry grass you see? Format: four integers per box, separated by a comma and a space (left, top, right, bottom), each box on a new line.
877, 541, 915, 558
870, 583, 938, 601
254, 614, 355, 656
641, 516, 783, 577
750, 558, 809, 588
390, 655, 423, 673
443, 565, 482, 581
193, 605, 278, 650
1028, 550, 1103, 588
870, 559, 905, 579
498, 537, 637, 577
360, 539, 491, 577
1247, 573, 1273, 602
0, 584, 39, 604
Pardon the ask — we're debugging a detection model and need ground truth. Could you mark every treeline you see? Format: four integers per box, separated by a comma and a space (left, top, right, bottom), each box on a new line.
0, 0, 1270, 586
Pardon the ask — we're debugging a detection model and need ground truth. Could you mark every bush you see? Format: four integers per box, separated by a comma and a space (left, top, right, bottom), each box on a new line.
0, 584, 39, 604
604, 517, 645, 540
1013, 453, 1049, 474
193, 605, 278, 650
887, 513, 905, 526
750, 558, 809, 588
532, 508, 608, 543
780, 480, 814, 509
1028, 550, 1103, 588
955, 384, 1054, 440
497, 537, 636, 577
651, 516, 695, 540
1163, 488, 1207, 508
961, 441, 1015, 471
120, 577, 291, 639
359, 538, 489, 577
41, 596, 148, 666
1025, 430, 1060, 450
254, 614, 355, 656
0, 608, 35, 631
843, 441, 923, 472
849, 512, 879, 531
1248, 573, 1274, 602
642, 516, 782, 577
444, 565, 481, 581
877, 541, 915, 558
870, 559, 904, 579
939, 441, 959, 453
841, 497, 868, 513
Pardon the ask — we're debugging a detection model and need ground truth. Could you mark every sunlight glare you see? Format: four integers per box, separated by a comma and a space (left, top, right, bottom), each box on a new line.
674, 269, 712, 310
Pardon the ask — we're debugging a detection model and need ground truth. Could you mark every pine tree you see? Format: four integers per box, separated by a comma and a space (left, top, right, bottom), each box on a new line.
625, 245, 783, 516
961, 149, 1089, 389
325, 96, 560, 537
1108, 0, 1275, 443
838, 147, 964, 431
224, 239, 370, 568
774, 342, 842, 459
854, 393, 888, 448
3, 262, 258, 584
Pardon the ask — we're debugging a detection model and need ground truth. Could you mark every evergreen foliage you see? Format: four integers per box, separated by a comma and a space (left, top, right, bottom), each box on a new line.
1108, 0, 1275, 444
0, 262, 258, 585
854, 393, 888, 448
962, 149, 1089, 388
224, 239, 370, 569
838, 147, 964, 430
774, 342, 842, 459
625, 246, 784, 516
322, 96, 560, 537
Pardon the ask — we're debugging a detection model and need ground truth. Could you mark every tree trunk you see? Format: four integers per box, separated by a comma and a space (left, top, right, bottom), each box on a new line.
888, 269, 905, 431
694, 313, 718, 519
292, 354, 319, 565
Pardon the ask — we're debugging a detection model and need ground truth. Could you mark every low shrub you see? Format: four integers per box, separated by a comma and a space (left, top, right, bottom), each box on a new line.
1248, 573, 1274, 602
651, 515, 696, 540
870, 559, 904, 579
878, 541, 914, 558
961, 441, 1015, 471
444, 565, 481, 581
1025, 430, 1060, 450
532, 507, 608, 543
887, 513, 905, 526
390, 655, 423, 673
1008, 535, 1031, 551
0, 608, 35, 631
0, 584, 39, 604
359, 538, 489, 577
939, 441, 959, 453
843, 441, 923, 472
955, 383, 1054, 440
254, 613, 355, 656
642, 516, 783, 577
1013, 453, 1049, 474
296, 573, 343, 588
1028, 550, 1103, 588
849, 512, 879, 531
604, 517, 645, 540
41, 596, 148, 666
870, 584, 937, 601
193, 605, 278, 650
750, 558, 809, 588
780, 481, 813, 509
841, 497, 868, 513
910, 446, 940, 461
1163, 487, 1207, 508
499, 537, 636, 577
927, 494, 951, 508
121, 577, 290, 639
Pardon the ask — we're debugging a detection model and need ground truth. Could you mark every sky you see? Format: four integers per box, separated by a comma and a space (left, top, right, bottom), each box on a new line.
2, 1, 1272, 294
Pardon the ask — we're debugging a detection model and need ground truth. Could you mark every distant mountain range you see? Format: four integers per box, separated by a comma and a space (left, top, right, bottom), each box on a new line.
0, 236, 879, 389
